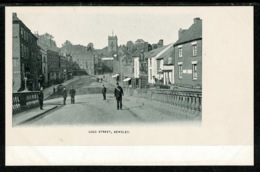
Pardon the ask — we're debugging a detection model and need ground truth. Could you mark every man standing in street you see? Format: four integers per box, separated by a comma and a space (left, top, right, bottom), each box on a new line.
114, 82, 124, 110
38, 87, 44, 110
62, 87, 67, 105
102, 85, 107, 100
70, 86, 76, 104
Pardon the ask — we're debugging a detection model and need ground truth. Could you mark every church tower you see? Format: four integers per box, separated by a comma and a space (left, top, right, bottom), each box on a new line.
108, 31, 118, 55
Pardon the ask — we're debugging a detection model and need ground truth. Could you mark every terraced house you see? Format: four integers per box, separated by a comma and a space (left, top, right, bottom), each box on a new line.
173, 17, 202, 89
12, 13, 41, 92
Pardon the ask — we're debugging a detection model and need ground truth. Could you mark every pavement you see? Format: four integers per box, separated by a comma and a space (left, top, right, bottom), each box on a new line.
12, 104, 57, 127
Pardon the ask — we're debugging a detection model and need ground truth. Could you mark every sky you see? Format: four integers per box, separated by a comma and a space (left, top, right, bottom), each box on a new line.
12, 7, 201, 49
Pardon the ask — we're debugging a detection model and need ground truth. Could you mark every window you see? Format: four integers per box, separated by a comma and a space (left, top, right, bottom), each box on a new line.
192, 64, 198, 80
192, 45, 197, 56
21, 44, 24, 57
23, 45, 26, 58
178, 65, 183, 78
179, 48, 182, 57
20, 28, 24, 38
168, 56, 172, 64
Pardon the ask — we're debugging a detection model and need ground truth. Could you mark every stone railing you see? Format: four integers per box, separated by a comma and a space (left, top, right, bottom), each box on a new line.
13, 91, 40, 114
124, 87, 202, 119
150, 89, 202, 118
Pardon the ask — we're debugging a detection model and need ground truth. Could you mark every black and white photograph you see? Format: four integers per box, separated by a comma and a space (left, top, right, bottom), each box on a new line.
11, 9, 202, 127
5, 6, 253, 165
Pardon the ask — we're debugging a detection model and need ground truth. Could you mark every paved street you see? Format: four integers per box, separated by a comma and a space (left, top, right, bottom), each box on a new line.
15, 76, 199, 126
22, 94, 184, 126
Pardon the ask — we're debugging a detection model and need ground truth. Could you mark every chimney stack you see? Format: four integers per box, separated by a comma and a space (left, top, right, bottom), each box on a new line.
178, 28, 187, 39
157, 39, 164, 48
13, 13, 17, 18
194, 17, 201, 24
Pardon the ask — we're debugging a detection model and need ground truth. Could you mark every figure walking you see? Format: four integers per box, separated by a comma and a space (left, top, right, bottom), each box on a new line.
102, 85, 107, 100
70, 86, 76, 104
62, 87, 67, 105
114, 82, 124, 110
38, 87, 44, 110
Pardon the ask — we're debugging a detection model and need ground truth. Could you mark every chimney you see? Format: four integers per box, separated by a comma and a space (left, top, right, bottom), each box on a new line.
157, 39, 163, 48
159, 39, 163, 45
13, 13, 17, 18
178, 28, 187, 39
194, 17, 201, 24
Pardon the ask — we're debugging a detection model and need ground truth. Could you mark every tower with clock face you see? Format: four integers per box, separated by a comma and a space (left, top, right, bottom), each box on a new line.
108, 33, 118, 55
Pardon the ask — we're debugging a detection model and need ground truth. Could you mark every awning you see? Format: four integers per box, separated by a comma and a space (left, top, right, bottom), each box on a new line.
111, 74, 119, 78
123, 78, 131, 82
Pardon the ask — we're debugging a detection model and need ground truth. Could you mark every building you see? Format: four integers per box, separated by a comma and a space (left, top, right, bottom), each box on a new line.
47, 49, 60, 83
173, 17, 202, 88
40, 47, 48, 87
147, 45, 171, 84
156, 44, 174, 85
59, 52, 68, 80
12, 13, 41, 92
35, 32, 60, 86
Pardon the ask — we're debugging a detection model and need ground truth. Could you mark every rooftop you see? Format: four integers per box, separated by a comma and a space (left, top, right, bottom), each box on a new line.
174, 18, 202, 46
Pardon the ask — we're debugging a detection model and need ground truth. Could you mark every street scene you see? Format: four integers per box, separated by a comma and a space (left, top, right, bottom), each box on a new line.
12, 9, 202, 126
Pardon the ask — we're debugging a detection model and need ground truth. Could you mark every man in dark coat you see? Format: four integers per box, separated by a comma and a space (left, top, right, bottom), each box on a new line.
102, 85, 107, 100
38, 87, 44, 110
70, 86, 76, 104
114, 82, 124, 110
62, 87, 67, 105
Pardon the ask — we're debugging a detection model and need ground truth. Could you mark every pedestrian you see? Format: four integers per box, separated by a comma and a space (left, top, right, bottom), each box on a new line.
102, 85, 107, 100
38, 87, 44, 110
114, 82, 124, 110
70, 86, 76, 104
53, 86, 56, 93
62, 87, 67, 105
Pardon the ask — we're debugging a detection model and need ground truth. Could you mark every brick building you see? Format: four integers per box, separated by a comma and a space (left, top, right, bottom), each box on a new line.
47, 49, 60, 83
12, 13, 41, 92
173, 17, 202, 89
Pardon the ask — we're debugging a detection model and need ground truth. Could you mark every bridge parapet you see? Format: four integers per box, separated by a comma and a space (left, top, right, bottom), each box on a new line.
124, 87, 202, 118
13, 91, 40, 114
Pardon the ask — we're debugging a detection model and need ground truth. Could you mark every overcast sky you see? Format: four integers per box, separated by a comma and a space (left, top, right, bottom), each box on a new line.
13, 7, 201, 49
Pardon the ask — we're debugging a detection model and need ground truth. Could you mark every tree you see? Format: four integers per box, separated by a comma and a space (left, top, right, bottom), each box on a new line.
135, 39, 145, 50
126, 41, 134, 52
87, 42, 94, 51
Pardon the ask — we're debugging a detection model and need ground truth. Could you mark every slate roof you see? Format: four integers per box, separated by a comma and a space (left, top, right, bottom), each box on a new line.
156, 44, 174, 60
145, 45, 169, 59
163, 47, 174, 65
174, 18, 202, 46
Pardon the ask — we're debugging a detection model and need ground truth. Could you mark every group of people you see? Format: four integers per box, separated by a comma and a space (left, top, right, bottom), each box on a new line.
38, 86, 76, 110
38, 83, 124, 110
61, 86, 76, 105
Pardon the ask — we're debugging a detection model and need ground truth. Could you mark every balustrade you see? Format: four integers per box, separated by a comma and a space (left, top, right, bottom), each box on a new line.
13, 91, 40, 114
124, 86, 202, 119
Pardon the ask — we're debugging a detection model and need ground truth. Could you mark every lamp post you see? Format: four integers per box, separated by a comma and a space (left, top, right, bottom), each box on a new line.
22, 72, 29, 92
